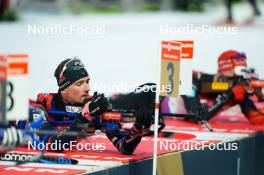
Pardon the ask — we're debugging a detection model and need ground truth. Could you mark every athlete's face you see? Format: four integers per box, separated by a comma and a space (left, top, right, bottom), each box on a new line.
219, 55, 247, 78
61, 77, 90, 104
220, 69, 235, 78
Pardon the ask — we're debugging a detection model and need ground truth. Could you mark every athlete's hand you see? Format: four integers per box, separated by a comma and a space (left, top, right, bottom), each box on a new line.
82, 92, 109, 120
248, 109, 264, 125
134, 108, 153, 130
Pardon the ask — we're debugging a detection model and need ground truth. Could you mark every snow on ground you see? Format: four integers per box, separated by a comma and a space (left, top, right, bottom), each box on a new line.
0, 3, 264, 98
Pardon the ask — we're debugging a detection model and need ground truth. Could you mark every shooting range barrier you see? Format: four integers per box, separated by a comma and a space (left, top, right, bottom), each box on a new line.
1, 105, 264, 175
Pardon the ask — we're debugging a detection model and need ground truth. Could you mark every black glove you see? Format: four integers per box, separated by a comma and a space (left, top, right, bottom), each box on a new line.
82, 92, 109, 117
134, 108, 153, 130
192, 104, 208, 123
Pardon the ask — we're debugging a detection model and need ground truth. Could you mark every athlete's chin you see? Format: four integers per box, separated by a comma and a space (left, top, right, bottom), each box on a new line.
80, 96, 87, 103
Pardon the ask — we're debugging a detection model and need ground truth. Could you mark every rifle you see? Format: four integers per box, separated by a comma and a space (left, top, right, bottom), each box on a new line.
46, 104, 213, 135
235, 67, 264, 100
200, 67, 264, 100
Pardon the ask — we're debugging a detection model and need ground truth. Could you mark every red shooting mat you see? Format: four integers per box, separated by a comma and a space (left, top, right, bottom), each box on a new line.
1, 103, 264, 174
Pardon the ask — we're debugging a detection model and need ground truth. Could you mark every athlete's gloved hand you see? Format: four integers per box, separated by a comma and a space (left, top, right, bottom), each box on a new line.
82, 92, 109, 120
231, 85, 247, 102
134, 108, 153, 130
247, 109, 264, 125
0, 127, 26, 150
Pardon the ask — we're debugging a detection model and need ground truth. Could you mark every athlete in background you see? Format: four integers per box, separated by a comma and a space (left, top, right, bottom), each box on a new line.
0, 126, 26, 152
224, 0, 261, 24
182, 50, 264, 124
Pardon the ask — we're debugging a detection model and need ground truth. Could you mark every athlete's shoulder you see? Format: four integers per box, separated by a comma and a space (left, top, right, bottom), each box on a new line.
36, 93, 57, 109
37, 93, 56, 101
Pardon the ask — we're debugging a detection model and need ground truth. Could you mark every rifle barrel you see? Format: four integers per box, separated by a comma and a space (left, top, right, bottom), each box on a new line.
160, 113, 198, 118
